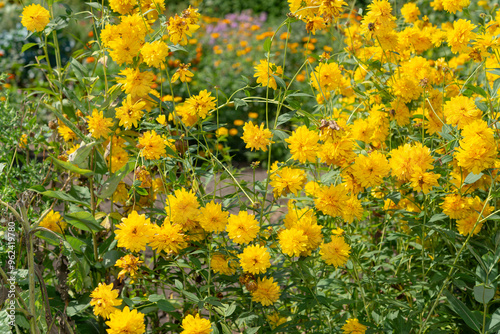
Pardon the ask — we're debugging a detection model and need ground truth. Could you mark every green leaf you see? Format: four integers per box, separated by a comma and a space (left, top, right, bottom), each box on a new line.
271, 129, 289, 147
386, 192, 401, 205
487, 308, 500, 332
46, 104, 89, 143
22, 43, 39, 53
157, 299, 176, 312
429, 213, 448, 223
234, 98, 248, 110
273, 75, 286, 89
40, 190, 90, 207
65, 211, 103, 232
244, 327, 260, 334
225, 303, 236, 317
444, 289, 481, 331
70, 58, 88, 85
97, 161, 134, 199
182, 290, 200, 303
464, 172, 483, 185
51, 157, 93, 176
473, 284, 495, 304
263, 38, 272, 53
276, 110, 296, 127
85, 2, 103, 10
66, 300, 90, 317
102, 250, 123, 268
68, 142, 98, 166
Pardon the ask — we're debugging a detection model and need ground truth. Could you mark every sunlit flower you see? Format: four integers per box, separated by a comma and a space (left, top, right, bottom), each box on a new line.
20, 4, 50, 32
106, 306, 145, 334
90, 283, 122, 319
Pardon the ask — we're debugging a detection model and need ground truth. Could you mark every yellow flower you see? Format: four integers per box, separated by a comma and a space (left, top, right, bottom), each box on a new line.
342, 318, 367, 334
284, 205, 323, 256
318, 138, 356, 168
447, 19, 476, 54
86, 109, 114, 139
350, 151, 390, 189
238, 244, 271, 274
441, 194, 470, 219
114, 211, 154, 252
409, 167, 440, 194
167, 14, 200, 46
175, 103, 199, 127
149, 220, 188, 254
156, 114, 166, 125
115, 95, 145, 129
108, 0, 135, 14
105, 306, 145, 334
443, 96, 481, 129
455, 120, 497, 174
171, 63, 194, 83
389, 142, 434, 182
165, 188, 200, 229
400, 2, 420, 23
266, 312, 287, 329
39, 210, 67, 234
320, 235, 351, 268
310, 62, 347, 94
319, 0, 347, 22
285, 125, 320, 163
254, 59, 283, 90
141, 40, 169, 68
241, 122, 273, 152
269, 163, 306, 198
90, 283, 122, 319
137, 130, 167, 160
226, 211, 259, 244
278, 228, 308, 257
108, 35, 143, 65
442, 0, 470, 14
117, 68, 155, 99
314, 184, 348, 218
341, 196, 364, 223
185, 90, 216, 120
198, 201, 229, 233
456, 197, 494, 236
20, 4, 50, 32
180, 313, 212, 334
211, 253, 237, 276
19, 134, 28, 149
115, 254, 143, 282
251, 277, 281, 306
57, 123, 76, 142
